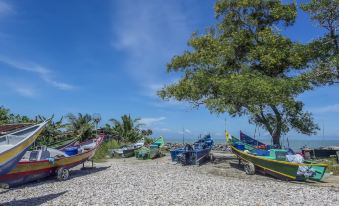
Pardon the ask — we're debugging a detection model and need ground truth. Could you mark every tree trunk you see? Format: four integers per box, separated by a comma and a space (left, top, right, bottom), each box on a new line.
272, 132, 281, 147
270, 105, 282, 148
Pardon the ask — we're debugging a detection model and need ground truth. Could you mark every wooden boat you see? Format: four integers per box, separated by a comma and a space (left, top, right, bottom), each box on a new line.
240, 131, 269, 149
0, 121, 48, 176
301, 146, 339, 159
227, 132, 328, 181
47, 138, 78, 150
135, 136, 164, 160
170, 134, 214, 162
0, 123, 33, 136
112, 144, 142, 158
0, 135, 104, 187
175, 134, 214, 165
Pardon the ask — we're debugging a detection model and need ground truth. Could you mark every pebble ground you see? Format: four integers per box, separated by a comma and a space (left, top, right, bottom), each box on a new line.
0, 153, 338, 206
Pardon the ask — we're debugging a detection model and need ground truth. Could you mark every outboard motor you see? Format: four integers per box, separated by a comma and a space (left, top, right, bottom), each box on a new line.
177, 144, 194, 165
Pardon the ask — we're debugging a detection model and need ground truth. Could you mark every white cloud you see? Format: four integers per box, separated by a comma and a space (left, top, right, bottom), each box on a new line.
15, 87, 36, 97
312, 104, 339, 113
4, 81, 37, 97
153, 127, 171, 132
0, 1, 12, 16
178, 129, 191, 134
111, 0, 192, 103
139, 117, 166, 126
0, 57, 75, 91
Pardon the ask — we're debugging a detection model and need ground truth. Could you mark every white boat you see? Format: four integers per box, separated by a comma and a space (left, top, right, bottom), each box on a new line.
0, 121, 48, 176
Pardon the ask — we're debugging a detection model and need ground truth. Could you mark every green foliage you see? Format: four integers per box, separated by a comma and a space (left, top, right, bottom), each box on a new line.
301, 0, 339, 83
108, 114, 151, 143
0, 106, 10, 124
0, 106, 34, 124
93, 139, 120, 161
66, 113, 94, 142
144, 137, 154, 145
159, 0, 319, 145
35, 115, 68, 146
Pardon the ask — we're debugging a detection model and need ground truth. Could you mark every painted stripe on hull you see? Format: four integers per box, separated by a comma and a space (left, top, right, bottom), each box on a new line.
0, 124, 45, 164
230, 145, 327, 181
0, 146, 32, 176
231, 146, 299, 180
0, 123, 46, 176
0, 158, 89, 187
0, 135, 103, 187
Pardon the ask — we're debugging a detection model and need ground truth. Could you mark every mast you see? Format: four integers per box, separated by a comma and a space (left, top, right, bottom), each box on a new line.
182, 127, 185, 145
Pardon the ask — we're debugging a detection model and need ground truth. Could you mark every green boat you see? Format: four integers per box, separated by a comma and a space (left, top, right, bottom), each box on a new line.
226, 132, 328, 181
135, 136, 165, 160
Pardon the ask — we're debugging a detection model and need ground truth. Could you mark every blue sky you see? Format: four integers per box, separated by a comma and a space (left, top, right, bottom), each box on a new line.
0, 0, 338, 140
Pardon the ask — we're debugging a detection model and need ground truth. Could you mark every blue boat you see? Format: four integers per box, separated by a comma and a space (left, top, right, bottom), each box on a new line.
170, 134, 214, 165
240, 131, 270, 149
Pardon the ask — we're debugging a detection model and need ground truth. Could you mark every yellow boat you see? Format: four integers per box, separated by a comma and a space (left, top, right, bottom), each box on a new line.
0, 121, 48, 176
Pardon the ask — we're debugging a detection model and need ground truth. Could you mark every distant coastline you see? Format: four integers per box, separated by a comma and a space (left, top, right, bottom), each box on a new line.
165, 137, 339, 151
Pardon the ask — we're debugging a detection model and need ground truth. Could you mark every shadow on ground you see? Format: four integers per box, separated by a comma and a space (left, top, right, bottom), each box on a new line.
8, 166, 111, 189
0, 191, 67, 206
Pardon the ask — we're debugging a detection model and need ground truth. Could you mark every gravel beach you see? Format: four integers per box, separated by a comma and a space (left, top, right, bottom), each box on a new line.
1, 152, 339, 206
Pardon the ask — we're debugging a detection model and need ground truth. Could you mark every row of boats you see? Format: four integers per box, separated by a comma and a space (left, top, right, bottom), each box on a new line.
0, 121, 332, 188
0, 121, 103, 188
111, 136, 165, 159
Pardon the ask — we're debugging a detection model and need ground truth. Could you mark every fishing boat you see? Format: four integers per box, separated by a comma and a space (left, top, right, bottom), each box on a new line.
47, 137, 78, 150
0, 135, 104, 187
240, 131, 269, 149
0, 123, 33, 136
135, 136, 164, 160
170, 134, 214, 162
0, 121, 48, 176
112, 144, 142, 158
227, 132, 328, 181
301, 146, 339, 159
174, 134, 214, 165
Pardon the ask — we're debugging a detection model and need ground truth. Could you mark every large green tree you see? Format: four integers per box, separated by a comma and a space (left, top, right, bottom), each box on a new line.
158, 0, 319, 146
301, 0, 338, 84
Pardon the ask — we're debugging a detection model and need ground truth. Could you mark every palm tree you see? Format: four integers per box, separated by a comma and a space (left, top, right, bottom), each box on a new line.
66, 113, 94, 142
109, 114, 144, 143
36, 115, 67, 146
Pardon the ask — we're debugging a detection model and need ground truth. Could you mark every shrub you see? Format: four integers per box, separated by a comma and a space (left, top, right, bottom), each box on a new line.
93, 140, 120, 161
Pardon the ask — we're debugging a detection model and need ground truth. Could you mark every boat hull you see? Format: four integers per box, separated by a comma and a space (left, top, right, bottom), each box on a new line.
0, 136, 103, 187
302, 149, 339, 158
230, 145, 327, 181
0, 122, 47, 176
49, 138, 78, 150
136, 137, 165, 160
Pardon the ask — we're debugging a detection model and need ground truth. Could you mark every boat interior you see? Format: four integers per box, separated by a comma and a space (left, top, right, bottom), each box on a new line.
20, 139, 97, 162
0, 125, 40, 153
21, 147, 69, 161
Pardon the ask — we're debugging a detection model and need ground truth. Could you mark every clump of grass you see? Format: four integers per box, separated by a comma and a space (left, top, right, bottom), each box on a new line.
317, 157, 339, 175
93, 139, 120, 162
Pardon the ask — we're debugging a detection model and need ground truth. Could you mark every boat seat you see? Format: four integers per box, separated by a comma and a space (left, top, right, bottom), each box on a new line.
29, 151, 40, 161
39, 150, 51, 160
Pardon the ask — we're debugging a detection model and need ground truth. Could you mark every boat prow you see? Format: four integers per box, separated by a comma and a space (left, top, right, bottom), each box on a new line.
0, 121, 48, 176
